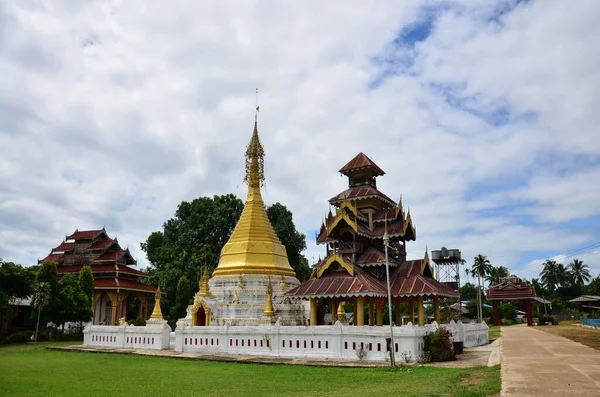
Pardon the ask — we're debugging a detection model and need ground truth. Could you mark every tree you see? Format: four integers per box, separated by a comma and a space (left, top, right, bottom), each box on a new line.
471, 254, 493, 322
0, 259, 35, 338
31, 282, 51, 344
35, 262, 60, 327
568, 259, 591, 286
540, 260, 569, 296
485, 266, 509, 285
172, 276, 191, 321
78, 266, 94, 299
459, 283, 478, 301
586, 276, 600, 296
141, 194, 245, 316
266, 203, 311, 281
141, 194, 310, 317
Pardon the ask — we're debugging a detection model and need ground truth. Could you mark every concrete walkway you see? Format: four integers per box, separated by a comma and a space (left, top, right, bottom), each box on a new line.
502, 325, 600, 396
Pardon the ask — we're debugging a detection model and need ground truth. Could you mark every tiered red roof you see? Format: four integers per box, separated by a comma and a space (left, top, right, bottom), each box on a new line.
52, 242, 74, 252
66, 229, 106, 240
39, 228, 154, 295
288, 152, 457, 301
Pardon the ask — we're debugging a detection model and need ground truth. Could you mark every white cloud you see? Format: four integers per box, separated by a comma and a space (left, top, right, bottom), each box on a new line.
1, 0, 599, 286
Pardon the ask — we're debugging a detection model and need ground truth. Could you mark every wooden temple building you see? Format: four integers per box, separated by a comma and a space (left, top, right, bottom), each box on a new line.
286, 153, 458, 326
39, 228, 157, 325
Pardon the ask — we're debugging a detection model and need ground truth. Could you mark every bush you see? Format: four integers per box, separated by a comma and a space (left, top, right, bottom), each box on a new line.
538, 315, 558, 325
499, 302, 517, 320
422, 328, 456, 363
131, 317, 146, 326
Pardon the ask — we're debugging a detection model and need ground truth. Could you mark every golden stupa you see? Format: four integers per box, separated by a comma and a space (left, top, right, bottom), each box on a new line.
212, 117, 296, 277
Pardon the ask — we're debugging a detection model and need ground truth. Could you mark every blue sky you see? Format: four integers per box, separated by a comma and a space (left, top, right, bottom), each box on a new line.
0, 0, 599, 285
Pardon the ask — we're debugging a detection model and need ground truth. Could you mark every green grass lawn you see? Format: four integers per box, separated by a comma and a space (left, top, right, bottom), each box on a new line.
488, 326, 501, 340
0, 342, 500, 397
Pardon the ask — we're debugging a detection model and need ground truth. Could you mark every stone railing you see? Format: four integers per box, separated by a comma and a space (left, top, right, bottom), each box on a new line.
175, 321, 429, 361
440, 320, 489, 347
83, 323, 171, 350
83, 320, 489, 361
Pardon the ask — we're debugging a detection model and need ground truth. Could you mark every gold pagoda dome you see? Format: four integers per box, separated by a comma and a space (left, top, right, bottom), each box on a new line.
212, 117, 296, 277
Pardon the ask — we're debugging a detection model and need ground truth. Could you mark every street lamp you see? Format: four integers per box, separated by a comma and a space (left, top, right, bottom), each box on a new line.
383, 218, 395, 367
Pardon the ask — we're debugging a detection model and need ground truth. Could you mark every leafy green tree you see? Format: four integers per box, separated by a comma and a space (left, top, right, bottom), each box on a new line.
568, 259, 591, 285
141, 194, 244, 314
586, 276, 600, 296
172, 276, 191, 321
459, 283, 478, 301
141, 194, 310, 316
266, 202, 311, 281
471, 254, 493, 322
0, 259, 35, 338
35, 262, 60, 326
78, 266, 94, 299
31, 281, 51, 344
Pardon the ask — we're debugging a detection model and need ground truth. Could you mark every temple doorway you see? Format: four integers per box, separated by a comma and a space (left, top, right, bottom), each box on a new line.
194, 305, 209, 326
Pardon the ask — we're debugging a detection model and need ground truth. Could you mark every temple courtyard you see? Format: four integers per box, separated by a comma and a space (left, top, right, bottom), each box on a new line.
1, 342, 500, 397
1, 325, 598, 396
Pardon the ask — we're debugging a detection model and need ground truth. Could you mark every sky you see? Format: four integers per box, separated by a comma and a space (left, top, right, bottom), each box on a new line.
1, 0, 599, 285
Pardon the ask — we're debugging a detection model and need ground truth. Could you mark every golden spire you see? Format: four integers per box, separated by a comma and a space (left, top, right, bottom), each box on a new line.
263, 278, 275, 317
150, 287, 164, 319
212, 115, 296, 277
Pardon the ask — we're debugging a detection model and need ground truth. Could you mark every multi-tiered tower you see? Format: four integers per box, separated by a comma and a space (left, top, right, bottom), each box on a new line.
187, 117, 305, 326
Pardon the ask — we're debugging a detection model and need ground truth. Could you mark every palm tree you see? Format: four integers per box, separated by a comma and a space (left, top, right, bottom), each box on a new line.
31, 282, 51, 344
471, 254, 493, 322
569, 259, 591, 285
485, 265, 509, 285
540, 260, 569, 296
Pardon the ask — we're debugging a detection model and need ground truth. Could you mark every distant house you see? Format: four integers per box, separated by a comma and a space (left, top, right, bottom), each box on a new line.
39, 228, 157, 325
569, 295, 600, 313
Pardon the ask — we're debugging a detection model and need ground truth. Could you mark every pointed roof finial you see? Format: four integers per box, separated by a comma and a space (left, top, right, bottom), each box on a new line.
244, 90, 265, 188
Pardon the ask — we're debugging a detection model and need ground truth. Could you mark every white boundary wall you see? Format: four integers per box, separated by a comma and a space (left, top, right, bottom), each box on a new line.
83, 324, 171, 350
83, 320, 488, 361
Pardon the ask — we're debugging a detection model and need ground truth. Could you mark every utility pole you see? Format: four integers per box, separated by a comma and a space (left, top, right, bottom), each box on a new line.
383, 219, 395, 367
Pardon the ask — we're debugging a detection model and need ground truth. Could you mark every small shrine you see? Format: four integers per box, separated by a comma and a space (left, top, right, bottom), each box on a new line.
286, 153, 459, 326
486, 275, 536, 326
39, 228, 156, 325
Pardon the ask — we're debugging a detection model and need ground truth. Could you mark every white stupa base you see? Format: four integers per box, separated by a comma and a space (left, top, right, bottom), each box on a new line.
196, 274, 306, 326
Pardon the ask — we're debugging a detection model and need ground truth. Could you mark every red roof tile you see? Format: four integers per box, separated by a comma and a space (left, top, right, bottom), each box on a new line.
329, 186, 396, 207
66, 229, 105, 240
52, 242, 74, 252
339, 153, 385, 176
57, 264, 148, 278
286, 267, 388, 298
94, 250, 127, 262
486, 276, 536, 300
88, 239, 117, 250
390, 275, 459, 298
94, 278, 156, 293
40, 253, 64, 264
355, 247, 400, 267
